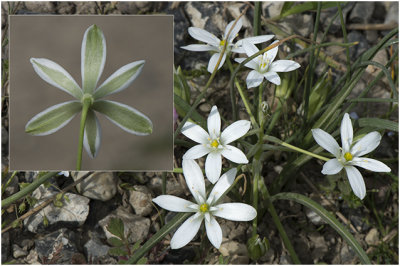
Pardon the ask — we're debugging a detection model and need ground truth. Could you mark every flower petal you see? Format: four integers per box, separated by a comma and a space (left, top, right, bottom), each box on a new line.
220, 120, 251, 144
25, 101, 81, 136
188, 27, 220, 46
351, 131, 381, 157
263, 71, 281, 85
224, 18, 242, 43
205, 216, 223, 249
321, 159, 343, 175
239, 35, 275, 45
93, 60, 145, 99
265, 40, 279, 62
344, 166, 366, 200
170, 213, 203, 249
269, 60, 300, 72
207, 168, 237, 204
81, 25, 106, 94
30, 58, 83, 100
181, 44, 219, 52
207, 106, 221, 139
205, 152, 222, 184
213, 203, 257, 221
311, 128, 341, 157
340, 113, 353, 152
92, 100, 152, 135
152, 195, 196, 212
207, 53, 226, 73
242, 40, 260, 58
234, 57, 258, 70
182, 159, 206, 202
246, 70, 264, 88
83, 110, 102, 158
183, 145, 210, 159
181, 122, 209, 144
351, 157, 391, 172
220, 145, 248, 164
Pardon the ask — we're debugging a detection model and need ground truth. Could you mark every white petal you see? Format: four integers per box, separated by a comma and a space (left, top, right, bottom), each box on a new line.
234, 57, 258, 70
207, 53, 226, 73
213, 203, 257, 221
205, 152, 222, 184
170, 214, 203, 249
321, 159, 343, 175
207, 168, 237, 205
311, 128, 341, 157
221, 145, 248, 164
236, 35, 275, 46
207, 106, 221, 139
182, 160, 206, 202
205, 216, 223, 249
351, 131, 382, 157
181, 122, 209, 144
269, 60, 300, 72
188, 27, 220, 46
340, 113, 353, 152
181, 44, 219, 52
246, 70, 264, 88
263, 71, 281, 85
351, 157, 391, 172
224, 18, 242, 42
243, 40, 260, 58
220, 120, 251, 144
183, 145, 210, 159
344, 166, 366, 200
265, 40, 279, 62
152, 195, 195, 212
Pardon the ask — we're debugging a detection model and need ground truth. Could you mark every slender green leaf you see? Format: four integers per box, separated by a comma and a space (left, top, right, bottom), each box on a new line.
92, 100, 152, 135
25, 101, 81, 136
271, 192, 371, 264
278, 2, 342, 19
347, 98, 398, 103
93, 60, 145, 99
358, 117, 398, 132
83, 110, 102, 158
174, 93, 206, 125
30, 58, 83, 99
82, 24, 106, 94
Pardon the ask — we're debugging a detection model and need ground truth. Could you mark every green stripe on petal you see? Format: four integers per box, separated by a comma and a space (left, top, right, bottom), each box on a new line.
92, 100, 152, 135
81, 24, 106, 94
93, 60, 145, 100
30, 58, 83, 100
83, 110, 102, 158
25, 101, 82, 136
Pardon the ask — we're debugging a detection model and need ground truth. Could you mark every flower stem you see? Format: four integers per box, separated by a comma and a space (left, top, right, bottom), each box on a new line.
76, 99, 91, 170
235, 79, 259, 128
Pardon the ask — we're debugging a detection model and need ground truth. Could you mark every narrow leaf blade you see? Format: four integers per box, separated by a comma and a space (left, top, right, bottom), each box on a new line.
358, 117, 398, 132
92, 100, 152, 135
25, 101, 81, 136
83, 110, 102, 158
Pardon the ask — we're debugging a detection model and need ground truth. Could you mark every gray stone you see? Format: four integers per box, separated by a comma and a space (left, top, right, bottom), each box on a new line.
219, 239, 247, 257
98, 207, 150, 244
2, 126, 8, 155
12, 244, 27, 259
349, 2, 375, 24
25, 249, 40, 264
115, 2, 139, 14
220, 220, 248, 242
75, 2, 96, 14
149, 176, 185, 197
365, 228, 379, 245
263, 2, 284, 18
339, 244, 355, 264
24, 185, 90, 233
84, 238, 110, 263
319, 3, 355, 34
21, 239, 34, 251
1, 232, 10, 263
3, 173, 18, 197
55, 2, 75, 14
306, 208, 326, 225
384, 2, 398, 25
24, 2, 55, 13
279, 254, 292, 264
129, 185, 153, 216
348, 31, 369, 60
72, 171, 118, 201
309, 232, 328, 262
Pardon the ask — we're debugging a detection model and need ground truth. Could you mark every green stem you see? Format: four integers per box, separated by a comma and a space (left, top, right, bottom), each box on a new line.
2, 172, 59, 209
76, 98, 91, 170
235, 79, 259, 128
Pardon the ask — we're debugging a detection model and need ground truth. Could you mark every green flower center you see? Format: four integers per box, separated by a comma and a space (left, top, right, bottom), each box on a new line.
82, 93, 94, 106
200, 203, 209, 213
344, 152, 353, 161
211, 139, 219, 148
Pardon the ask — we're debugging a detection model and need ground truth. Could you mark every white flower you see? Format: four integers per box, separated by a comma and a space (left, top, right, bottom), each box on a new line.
181, 106, 250, 184
234, 40, 300, 88
153, 160, 256, 249
181, 18, 274, 73
312, 113, 391, 199
59, 171, 69, 177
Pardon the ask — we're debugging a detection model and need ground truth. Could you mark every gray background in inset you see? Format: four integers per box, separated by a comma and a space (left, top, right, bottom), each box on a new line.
9, 16, 173, 171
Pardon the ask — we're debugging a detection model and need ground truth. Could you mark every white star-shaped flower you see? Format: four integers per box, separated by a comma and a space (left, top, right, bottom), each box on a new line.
312, 113, 391, 199
235, 40, 300, 88
181, 18, 274, 73
153, 159, 256, 249
181, 106, 250, 183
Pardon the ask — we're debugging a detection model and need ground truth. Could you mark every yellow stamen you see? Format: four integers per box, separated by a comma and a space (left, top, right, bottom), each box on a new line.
344, 152, 353, 161
220, 39, 226, 46
200, 203, 209, 213
211, 139, 219, 148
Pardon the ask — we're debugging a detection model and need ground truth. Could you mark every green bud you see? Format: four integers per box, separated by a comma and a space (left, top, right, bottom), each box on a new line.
247, 234, 269, 261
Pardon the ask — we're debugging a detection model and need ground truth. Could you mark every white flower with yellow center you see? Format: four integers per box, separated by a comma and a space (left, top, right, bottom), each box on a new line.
235, 40, 300, 88
181, 106, 250, 183
181, 18, 274, 73
153, 160, 256, 249
312, 113, 391, 199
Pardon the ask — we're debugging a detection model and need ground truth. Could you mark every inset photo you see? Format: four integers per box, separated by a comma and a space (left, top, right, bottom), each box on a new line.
9, 15, 173, 170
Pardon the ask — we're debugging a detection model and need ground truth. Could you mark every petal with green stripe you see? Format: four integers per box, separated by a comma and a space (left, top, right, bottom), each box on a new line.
93, 60, 145, 99
30, 58, 83, 100
84, 109, 102, 158
81, 24, 106, 94
25, 101, 82, 136
92, 100, 152, 135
